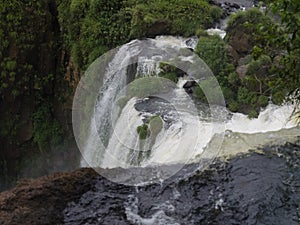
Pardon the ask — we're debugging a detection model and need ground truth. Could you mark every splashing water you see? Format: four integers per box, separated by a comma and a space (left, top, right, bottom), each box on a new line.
80, 36, 297, 170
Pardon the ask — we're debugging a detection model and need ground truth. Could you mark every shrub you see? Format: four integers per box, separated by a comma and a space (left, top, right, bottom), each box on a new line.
227, 8, 271, 35
237, 87, 257, 105
258, 95, 269, 107
226, 8, 275, 54
272, 91, 286, 105
137, 124, 149, 140
229, 101, 239, 112
129, 0, 219, 38
228, 72, 240, 87
248, 109, 259, 119
195, 35, 228, 76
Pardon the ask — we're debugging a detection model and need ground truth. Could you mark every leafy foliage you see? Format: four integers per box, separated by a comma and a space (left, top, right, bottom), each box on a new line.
195, 35, 228, 76
57, 0, 132, 68
33, 104, 63, 151
0, 0, 65, 151
57, 0, 222, 70
129, 0, 220, 38
137, 124, 149, 140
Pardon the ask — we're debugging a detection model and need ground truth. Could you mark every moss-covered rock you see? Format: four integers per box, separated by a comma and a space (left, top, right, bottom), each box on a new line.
137, 124, 149, 140
149, 116, 163, 137
226, 8, 274, 56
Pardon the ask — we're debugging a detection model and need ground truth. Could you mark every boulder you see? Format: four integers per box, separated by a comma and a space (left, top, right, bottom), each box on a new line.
183, 80, 198, 89
226, 45, 239, 66
238, 55, 252, 66
0, 168, 97, 225
236, 65, 248, 79
230, 31, 252, 55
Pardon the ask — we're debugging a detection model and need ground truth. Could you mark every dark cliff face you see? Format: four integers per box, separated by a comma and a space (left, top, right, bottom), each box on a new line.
0, 1, 80, 190
0, 142, 299, 225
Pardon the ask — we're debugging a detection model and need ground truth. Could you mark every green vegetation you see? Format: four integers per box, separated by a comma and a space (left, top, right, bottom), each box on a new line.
192, 5, 299, 118
0, 0, 65, 153
149, 115, 163, 137
57, 0, 131, 68
129, 0, 221, 38
158, 62, 185, 83
57, 0, 222, 70
226, 7, 275, 51
266, 0, 300, 121
137, 124, 149, 140
33, 104, 63, 151
195, 35, 228, 76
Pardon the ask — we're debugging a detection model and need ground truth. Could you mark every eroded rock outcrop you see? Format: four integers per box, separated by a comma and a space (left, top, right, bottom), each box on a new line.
0, 168, 97, 225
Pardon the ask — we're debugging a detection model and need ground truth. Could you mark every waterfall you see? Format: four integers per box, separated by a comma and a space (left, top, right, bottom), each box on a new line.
79, 36, 297, 170
81, 40, 142, 166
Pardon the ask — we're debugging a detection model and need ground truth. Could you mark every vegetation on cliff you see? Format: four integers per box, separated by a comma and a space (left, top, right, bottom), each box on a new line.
0, 0, 299, 189
57, 0, 221, 70
192, 6, 300, 117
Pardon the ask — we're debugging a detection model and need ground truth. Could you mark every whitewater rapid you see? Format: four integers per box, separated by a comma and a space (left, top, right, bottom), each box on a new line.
79, 36, 298, 170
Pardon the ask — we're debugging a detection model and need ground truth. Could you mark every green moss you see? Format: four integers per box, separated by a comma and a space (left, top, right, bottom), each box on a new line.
159, 72, 178, 83
137, 124, 149, 140
195, 28, 208, 37
159, 62, 177, 73
128, 77, 169, 98
149, 116, 163, 136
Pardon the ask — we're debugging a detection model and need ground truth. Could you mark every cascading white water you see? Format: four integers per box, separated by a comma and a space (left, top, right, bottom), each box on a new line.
226, 104, 295, 133
206, 28, 227, 39
81, 41, 142, 166
81, 36, 298, 169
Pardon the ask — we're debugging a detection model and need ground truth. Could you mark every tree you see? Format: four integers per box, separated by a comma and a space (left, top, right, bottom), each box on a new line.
266, 0, 300, 122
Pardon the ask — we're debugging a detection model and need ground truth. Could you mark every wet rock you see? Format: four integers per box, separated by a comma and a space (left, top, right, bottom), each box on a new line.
1, 142, 299, 224
183, 80, 198, 89
0, 168, 97, 225
185, 36, 198, 50
238, 55, 252, 66
230, 31, 252, 55
226, 45, 239, 66
236, 64, 248, 79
